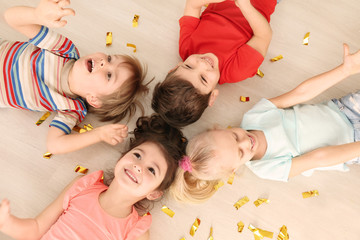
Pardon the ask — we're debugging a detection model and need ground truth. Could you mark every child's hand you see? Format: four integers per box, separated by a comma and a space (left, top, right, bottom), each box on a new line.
0, 199, 11, 230
35, 0, 75, 28
98, 124, 128, 146
342, 43, 360, 75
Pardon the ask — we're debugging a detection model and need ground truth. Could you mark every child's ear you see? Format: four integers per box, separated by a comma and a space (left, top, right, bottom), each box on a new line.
208, 89, 219, 107
86, 95, 102, 108
146, 190, 163, 200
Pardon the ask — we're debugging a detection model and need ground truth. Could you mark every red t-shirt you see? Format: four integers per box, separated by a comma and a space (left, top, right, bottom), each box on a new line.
179, 0, 276, 84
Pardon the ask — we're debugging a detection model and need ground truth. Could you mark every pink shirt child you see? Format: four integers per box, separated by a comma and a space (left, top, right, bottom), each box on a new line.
41, 171, 151, 240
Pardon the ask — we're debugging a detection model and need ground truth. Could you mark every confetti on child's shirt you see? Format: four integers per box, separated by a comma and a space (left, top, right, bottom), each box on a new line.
303, 32, 310, 45
277, 225, 289, 240
43, 152, 52, 159
36, 112, 51, 126
237, 221, 244, 233
302, 190, 319, 198
143, 212, 151, 216
106, 32, 112, 46
74, 165, 88, 174
190, 218, 201, 236
214, 180, 224, 190
227, 172, 235, 184
234, 196, 249, 210
208, 226, 214, 240
248, 224, 274, 240
161, 205, 175, 217
270, 55, 283, 62
100, 174, 104, 183
240, 96, 250, 102
132, 14, 139, 27
254, 198, 270, 207
127, 43, 137, 52
256, 69, 264, 78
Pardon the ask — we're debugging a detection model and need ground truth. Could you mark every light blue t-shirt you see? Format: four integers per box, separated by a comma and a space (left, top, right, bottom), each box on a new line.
241, 98, 354, 182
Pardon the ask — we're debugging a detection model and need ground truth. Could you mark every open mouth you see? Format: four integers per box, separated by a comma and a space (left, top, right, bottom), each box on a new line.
202, 56, 214, 68
86, 59, 94, 73
249, 135, 255, 150
125, 169, 138, 183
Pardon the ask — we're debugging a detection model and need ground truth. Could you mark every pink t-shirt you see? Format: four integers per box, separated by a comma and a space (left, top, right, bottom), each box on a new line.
179, 0, 276, 84
41, 171, 152, 240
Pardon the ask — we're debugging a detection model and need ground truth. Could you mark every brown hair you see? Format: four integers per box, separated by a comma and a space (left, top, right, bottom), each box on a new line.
90, 55, 150, 123
151, 69, 210, 128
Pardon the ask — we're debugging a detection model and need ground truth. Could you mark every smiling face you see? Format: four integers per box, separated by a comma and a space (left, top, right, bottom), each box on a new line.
113, 142, 168, 200
68, 52, 133, 107
175, 53, 220, 95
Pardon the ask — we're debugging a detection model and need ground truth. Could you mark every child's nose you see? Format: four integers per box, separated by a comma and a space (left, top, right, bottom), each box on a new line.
133, 164, 142, 173
100, 59, 106, 68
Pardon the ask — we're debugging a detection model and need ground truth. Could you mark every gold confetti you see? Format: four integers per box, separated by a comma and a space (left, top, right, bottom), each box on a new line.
127, 43, 137, 52
214, 180, 224, 190
248, 224, 274, 240
227, 172, 235, 184
100, 174, 104, 183
208, 226, 214, 240
36, 112, 51, 126
106, 32, 112, 46
234, 196, 249, 210
303, 32, 310, 45
190, 218, 201, 236
73, 124, 93, 133
83, 124, 93, 131
277, 225, 289, 240
74, 165, 88, 174
227, 126, 232, 129
161, 205, 175, 217
43, 152, 52, 159
132, 14, 139, 27
256, 69, 264, 78
302, 190, 319, 198
143, 211, 151, 216
237, 221, 244, 233
240, 96, 250, 102
254, 198, 270, 207
180, 238, 186, 240
270, 55, 283, 62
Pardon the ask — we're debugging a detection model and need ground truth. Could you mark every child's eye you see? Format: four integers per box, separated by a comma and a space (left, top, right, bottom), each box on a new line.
108, 55, 112, 62
148, 167, 155, 175
185, 64, 192, 69
133, 152, 141, 160
201, 76, 207, 83
107, 72, 112, 81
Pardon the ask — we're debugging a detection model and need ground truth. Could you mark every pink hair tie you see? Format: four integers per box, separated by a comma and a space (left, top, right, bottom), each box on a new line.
179, 156, 192, 173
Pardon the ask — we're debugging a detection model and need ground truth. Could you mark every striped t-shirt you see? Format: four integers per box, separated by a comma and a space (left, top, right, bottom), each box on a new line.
0, 26, 87, 134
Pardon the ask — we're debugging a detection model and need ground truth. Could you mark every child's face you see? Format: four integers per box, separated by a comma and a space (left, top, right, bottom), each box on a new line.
69, 53, 133, 107
175, 53, 220, 94
113, 142, 168, 200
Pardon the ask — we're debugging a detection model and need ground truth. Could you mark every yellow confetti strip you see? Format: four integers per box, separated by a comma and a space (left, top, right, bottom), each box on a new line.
100, 174, 104, 183
84, 124, 93, 131
143, 211, 151, 216
180, 238, 186, 240
256, 69, 264, 78
127, 43, 137, 52
214, 180, 224, 190
132, 14, 139, 27
43, 152, 52, 159
237, 221, 244, 233
248, 224, 274, 240
254, 198, 270, 207
227, 126, 232, 129
270, 55, 283, 62
277, 225, 289, 240
106, 32, 112, 46
73, 124, 93, 133
234, 196, 249, 210
190, 218, 201, 236
36, 112, 51, 126
74, 165, 88, 174
303, 32, 310, 45
240, 96, 250, 102
161, 205, 175, 217
208, 226, 214, 240
227, 172, 235, 184
302, 190, 319, 198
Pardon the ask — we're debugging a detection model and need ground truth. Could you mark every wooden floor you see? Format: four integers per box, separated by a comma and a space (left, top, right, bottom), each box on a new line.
1, 0, 360, 239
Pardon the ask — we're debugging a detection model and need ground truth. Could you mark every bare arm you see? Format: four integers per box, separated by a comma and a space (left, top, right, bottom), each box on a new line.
47, 124, 128, 154
4, 0, 75, 39
183, 0, 225, 18
236, 0, 272, 57
270, 44, 360, 109
0, 176, 81, 239
289, 142, 360, 178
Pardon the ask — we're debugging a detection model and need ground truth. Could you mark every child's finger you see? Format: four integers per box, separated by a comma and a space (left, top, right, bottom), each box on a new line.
343, 43, 349, 57
52, 20, 67, 28
58, 0, 71, 8
61, 7, 75, 17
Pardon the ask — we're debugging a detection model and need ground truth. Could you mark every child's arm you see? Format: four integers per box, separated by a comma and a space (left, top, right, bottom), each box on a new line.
47, 124, 128, 154
289, 142, 360, 178
270, 44, 360, 109
235, 0, 272, 57
4, 0, 75, 39
0, 176, 81, 239
183, 0, 225, 18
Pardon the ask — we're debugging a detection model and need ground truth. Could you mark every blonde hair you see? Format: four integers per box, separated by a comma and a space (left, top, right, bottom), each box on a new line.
170, 132, 230, 203
90, 55, 151, 122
